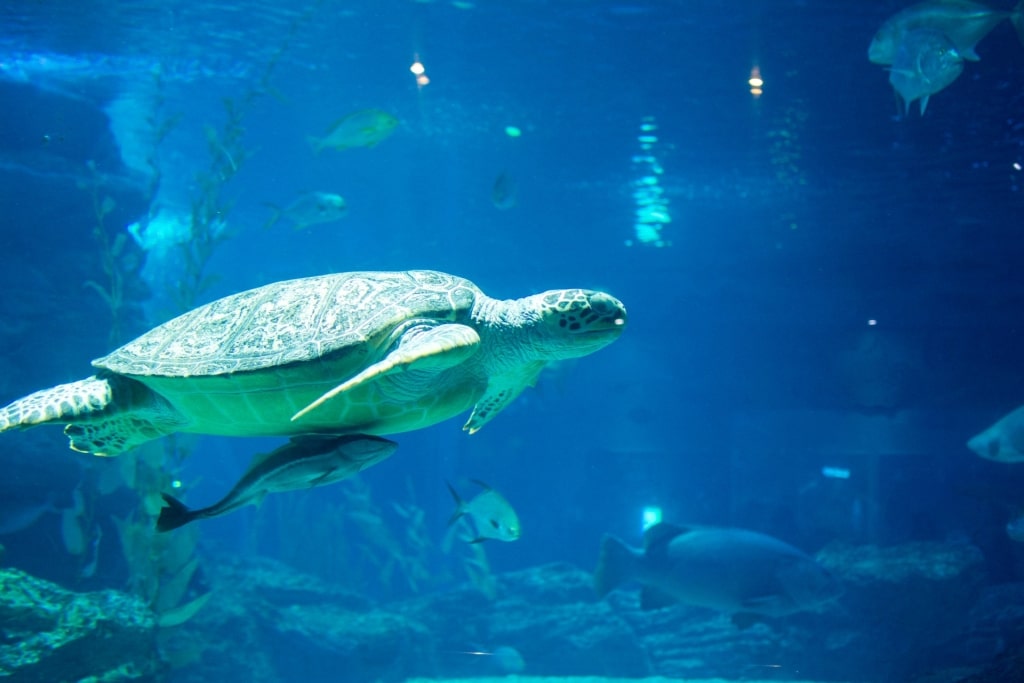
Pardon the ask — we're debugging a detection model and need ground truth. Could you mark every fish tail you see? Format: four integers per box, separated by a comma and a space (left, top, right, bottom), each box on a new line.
446, 480, 465, 526
593, 534, 637, 597
261, 203, 282, 231
156, 493, 196, 533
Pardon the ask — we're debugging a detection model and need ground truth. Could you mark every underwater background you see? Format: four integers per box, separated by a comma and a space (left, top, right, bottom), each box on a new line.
3, 0, 1024, 681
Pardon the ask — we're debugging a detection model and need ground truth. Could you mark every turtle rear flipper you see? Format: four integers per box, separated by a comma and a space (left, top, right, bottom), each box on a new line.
64, 406, 184, 456
0, 376, 115, 432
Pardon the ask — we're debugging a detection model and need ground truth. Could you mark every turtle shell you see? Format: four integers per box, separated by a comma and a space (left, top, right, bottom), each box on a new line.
95, 270, 481, 378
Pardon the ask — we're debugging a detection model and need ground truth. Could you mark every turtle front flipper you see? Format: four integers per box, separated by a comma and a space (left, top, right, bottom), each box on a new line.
292, 323, 481, 422
463, 361, 546, 434
0, 376, 115, 432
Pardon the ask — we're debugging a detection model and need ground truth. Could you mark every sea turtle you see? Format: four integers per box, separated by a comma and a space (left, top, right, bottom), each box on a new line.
0, 270, 626, 456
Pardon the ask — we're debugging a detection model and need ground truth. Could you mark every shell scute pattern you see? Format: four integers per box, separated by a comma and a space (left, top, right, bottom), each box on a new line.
97, 271, 480, 379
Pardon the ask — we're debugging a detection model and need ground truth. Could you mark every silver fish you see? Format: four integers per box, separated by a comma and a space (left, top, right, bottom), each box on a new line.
888, 28, 965, 115
447, 479, 521, 543
264, 191, 347, 231
157, 434, 398, 531
869, 0, 1023, 65
968, 405, 1024, 463
594, 523, 840, 627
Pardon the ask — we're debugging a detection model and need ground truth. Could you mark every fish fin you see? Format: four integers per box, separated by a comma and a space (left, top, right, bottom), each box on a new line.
469, 536, 489, 544
961, 47, 981, 62
309, 467, 337, 486
919, 95, 930, 116
156, 493, 195, 533
261, 203, 282, 231
446, 481, 465, 526
469, 478, 493, 491
593, 533, 638, 597
639, 585, 677, 610
731, 612, 764, 630
254, 491, 268, 508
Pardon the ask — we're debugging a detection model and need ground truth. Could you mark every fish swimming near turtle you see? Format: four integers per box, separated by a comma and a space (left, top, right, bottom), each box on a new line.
447, 479, 521, 543
157, 434, 397, 531
0, 270, 626, 456
264, 191, 347, 231
593, 522, 841, 628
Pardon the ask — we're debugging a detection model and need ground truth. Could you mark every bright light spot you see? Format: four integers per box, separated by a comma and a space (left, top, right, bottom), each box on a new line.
504, 126, 522, 137
750, 87, 763, 97
416, 74, 430, 86
171, 479, 182, 489
822, 466, 851, 479
410, 61, 425, 76
642, 506, 663, 531
867, 319, 877, 326
1015, 162, 1022, 171
749, 65, 763, 89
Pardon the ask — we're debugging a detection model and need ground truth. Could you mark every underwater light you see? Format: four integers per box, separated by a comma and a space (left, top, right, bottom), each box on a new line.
642, 506, 663, 531
410, 61, 425, 76
821, 466, 851, 480
505, 125, 522, 137
171, 479, 183, 489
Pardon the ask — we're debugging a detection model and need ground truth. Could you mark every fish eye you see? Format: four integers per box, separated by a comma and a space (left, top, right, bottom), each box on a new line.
490, 519, 500, 529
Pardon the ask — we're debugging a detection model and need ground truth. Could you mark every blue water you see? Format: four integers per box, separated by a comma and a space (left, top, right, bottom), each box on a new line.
3, 1, 1024, 681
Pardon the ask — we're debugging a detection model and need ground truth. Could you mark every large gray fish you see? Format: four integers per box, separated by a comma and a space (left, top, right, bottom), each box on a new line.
968, 405, 1024, 463
594, 523, 840, 627
157, 434, 397, 531
869, 0, 1024, 65
888, 28, 965, 115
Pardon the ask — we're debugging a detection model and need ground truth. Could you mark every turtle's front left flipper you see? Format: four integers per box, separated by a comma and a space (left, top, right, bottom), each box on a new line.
292, 323, 481, 421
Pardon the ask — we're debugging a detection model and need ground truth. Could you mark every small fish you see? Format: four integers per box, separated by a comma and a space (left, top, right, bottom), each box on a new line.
447, 479, 521, 543
594, 523, 841, 627
491, 170, 518, 210
968, 405, 1024, 463
869, 0, 1024, 65
888, 28, 965, 115
264, 191, 347, 231
157, 434, 398, 532
307, 108, 399, 154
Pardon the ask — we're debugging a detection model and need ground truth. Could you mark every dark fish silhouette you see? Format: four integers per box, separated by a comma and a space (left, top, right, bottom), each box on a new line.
157, 434, 398, 531
491, 171, 518, 210
594, 522, 841, 628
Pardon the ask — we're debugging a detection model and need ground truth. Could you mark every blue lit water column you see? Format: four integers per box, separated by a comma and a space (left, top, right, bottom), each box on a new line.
625, 116, 671, 248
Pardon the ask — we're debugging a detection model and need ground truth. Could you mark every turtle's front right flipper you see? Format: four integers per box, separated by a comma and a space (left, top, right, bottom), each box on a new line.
0, 375, 114, 432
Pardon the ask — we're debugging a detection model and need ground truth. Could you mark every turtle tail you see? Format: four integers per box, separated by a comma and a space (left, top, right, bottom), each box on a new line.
0, 376, 114, 433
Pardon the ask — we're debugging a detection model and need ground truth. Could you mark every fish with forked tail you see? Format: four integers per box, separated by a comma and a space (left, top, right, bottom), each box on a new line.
869, 0, 1024, 65
157, 434, 398, 531
447, 479, 521, 543
594, 522, 841, 628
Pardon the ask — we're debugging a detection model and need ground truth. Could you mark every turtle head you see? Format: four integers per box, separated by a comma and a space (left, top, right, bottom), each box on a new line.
531, 289, 627, 359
